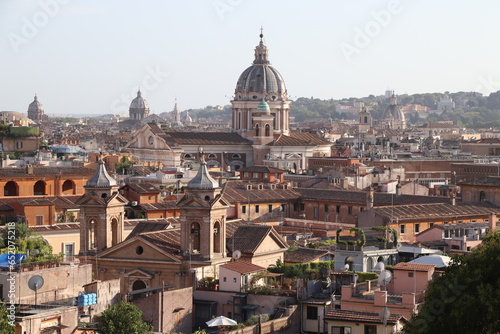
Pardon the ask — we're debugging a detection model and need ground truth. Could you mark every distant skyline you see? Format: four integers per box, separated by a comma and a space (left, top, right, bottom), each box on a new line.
2, 0, 500, 116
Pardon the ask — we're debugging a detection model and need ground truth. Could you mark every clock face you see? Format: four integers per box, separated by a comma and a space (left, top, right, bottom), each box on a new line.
148, 136, 154, 146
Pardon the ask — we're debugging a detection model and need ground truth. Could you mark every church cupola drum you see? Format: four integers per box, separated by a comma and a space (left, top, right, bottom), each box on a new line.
232, 31, 291, 140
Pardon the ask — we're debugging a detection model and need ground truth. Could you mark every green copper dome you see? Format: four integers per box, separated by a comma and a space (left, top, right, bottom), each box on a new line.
257, 100, 270, 112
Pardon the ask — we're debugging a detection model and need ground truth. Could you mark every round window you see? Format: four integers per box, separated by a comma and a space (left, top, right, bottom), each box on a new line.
136, 246, 144, 255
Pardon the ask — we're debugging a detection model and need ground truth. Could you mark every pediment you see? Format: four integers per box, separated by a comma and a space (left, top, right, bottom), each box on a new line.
124, 268, 153, 279
97, 237, 181, 263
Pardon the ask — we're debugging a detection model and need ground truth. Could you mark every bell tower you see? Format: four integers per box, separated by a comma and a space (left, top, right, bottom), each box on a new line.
77, 160, 128, 255
177, 152, 230, 260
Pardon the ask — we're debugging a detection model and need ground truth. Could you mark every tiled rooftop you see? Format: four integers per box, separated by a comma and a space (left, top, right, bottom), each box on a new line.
324, 309, 405, 325
220, 260, 265, 274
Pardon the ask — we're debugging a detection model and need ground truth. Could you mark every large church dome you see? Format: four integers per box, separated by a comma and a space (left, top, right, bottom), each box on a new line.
28, 95, 44, 113
234, 33, 287, 101
130, 90, 149, 110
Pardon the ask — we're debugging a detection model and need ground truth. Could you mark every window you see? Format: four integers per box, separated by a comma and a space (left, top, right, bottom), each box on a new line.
414, 223, 420, 233
233, 278, 237, 283
408, 272, 414, 277
281, 204, 286, 212
283, 184, 288, 190
36, 215, 43, 226
429, 222, 434, 227
232, 154, 241, 159
300, 203, 305, 211
268, 204, 273, 213
16, 141, 23, 149
364, 325, 377, 334
223, 277, 227, 282
336, 205, 341, 214
293, 203, 298, 211
348, 206, 353, 214
255, 205, 260, 213
242, 206, 246, 214
324, 205, 329, 213
208, 154, 216, 159
332, 327, 352, 334
313, 207, 319, 219
400, 224, 405, 235
306, 306, 318, 320
136, 246, 144, 255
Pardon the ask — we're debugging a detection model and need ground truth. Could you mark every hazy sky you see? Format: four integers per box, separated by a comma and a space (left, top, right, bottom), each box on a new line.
2, 0, 500, 116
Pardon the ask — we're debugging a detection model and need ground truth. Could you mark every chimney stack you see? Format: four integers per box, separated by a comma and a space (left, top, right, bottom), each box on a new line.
489, 213, 497, 231
26, 164, 34, 175
450, 192, 456, 206
366, 186, 374, 210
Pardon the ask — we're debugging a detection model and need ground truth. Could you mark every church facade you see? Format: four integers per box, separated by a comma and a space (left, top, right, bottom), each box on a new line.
125, 32, 332, 171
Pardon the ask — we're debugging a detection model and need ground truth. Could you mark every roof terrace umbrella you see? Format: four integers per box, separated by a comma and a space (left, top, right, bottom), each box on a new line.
206, 315, 238, 327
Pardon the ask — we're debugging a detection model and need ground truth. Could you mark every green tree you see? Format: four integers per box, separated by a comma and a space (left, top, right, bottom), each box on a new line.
96, 301, 153, 334
403, 230, 500, 334
0, 303, 15, 334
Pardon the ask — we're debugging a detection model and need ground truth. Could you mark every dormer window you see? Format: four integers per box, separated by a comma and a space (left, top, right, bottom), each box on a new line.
283, 184, 288, 190
258, 184, 263, 190
247, 185, 252, 190
270, 184, 276, 190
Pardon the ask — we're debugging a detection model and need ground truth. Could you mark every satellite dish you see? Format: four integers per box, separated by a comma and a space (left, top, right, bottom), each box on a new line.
378, 270, 392, 287
28, 275, 44, 306
232, 250, 241, 260
373, 261, 385, 274
28, 275, 44, 291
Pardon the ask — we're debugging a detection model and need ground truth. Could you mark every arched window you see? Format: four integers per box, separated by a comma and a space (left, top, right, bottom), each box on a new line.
34, 180, 46, 195
265, 124, 270, 137
191, 222, 201, 252
479, 191, 486, 201
232, 154, 241, 159
255, 124, 260, 137
213, 221, 221, 253
364, 116, 368, 123
184, 154, 192, 159
111, 218, 119, 246
87, 219, 97, 251
132, 280, 146, 291
62, 180, 76, 195
208, 154, 217, 159
4, 181, 19, 196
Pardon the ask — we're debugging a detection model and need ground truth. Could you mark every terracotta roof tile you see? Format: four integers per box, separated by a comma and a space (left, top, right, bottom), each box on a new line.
222, 181, 299, 204
372, 202, 500, 221
220, 260, 265, 274
460, 176, 500, 187
0, 166, 94, 177
324, 309, 406, 325
237, 165, 286, 174
284, 247, 332, 263
392, 262, 435, 272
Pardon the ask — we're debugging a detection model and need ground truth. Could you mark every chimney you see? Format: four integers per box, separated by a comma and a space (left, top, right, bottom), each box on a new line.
489, 213, 497, 231
341, 177, 349, 189
450, 192, 456, 206
366, 186, 374, 210
396, 182, 402, 196
26, 164, 34, 175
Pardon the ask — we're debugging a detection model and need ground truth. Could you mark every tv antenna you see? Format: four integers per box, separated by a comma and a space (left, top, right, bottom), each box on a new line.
28, 275, 44, 306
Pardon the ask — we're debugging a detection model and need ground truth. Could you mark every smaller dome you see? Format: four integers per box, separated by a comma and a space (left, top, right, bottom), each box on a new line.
130, 90, 149, 110
28, 95, 44, 113
257, 100, 271, 112
86, 160, 117, 187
